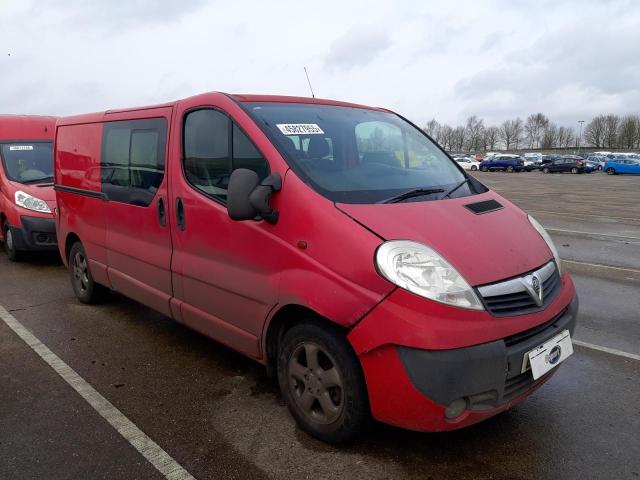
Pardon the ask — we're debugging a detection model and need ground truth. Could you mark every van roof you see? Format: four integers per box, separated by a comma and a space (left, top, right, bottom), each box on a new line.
56, 92, 388, 126
0, 115, 57, 141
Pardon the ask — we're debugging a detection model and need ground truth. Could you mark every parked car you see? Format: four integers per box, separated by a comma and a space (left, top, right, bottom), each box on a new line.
585, 155, 607, 170
479, 154, 525, 172
0, 115, 57, 260
454, 157, 480, 171
541, 156, 590, 174
54, 92, 578, 443
604, 157, 640, 175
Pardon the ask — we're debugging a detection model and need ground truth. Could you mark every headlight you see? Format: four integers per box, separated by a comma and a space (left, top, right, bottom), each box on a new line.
528, 214, 561, 273
14, 190, 51, 213
376, 240, 483, 310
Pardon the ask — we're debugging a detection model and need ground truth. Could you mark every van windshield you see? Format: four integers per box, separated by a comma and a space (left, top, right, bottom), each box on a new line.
0, 142, 54, 184
244, 102, 481, 204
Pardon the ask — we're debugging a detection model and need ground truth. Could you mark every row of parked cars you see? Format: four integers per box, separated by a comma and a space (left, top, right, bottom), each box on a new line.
1, 101, 578, 443
453, 152, 640, 175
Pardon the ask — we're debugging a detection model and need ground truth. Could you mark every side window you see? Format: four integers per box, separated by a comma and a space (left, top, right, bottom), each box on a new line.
183, 109, 269, 202
101, 118, 167, 206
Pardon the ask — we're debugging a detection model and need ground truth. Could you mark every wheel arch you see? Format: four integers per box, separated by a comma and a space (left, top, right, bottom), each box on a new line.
64, 232, 81, 264
263, 304, 348, 375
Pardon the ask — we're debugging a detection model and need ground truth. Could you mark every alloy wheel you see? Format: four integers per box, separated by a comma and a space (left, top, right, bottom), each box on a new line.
73, 251, 90, 294
287, 342, 344, 425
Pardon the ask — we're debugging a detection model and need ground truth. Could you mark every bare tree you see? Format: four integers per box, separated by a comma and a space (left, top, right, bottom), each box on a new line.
524, 113, 550, 148
452, 126, 466, 151
602, 114, 620, 148
465, 115, 484, 152
423, 119, 440, 141
484, 126, 500, 150
541, 123, 558, 149
619, 115, 639, 149
439, 124, 454, 151
584, 116, 606, 147
499, 118, 523, 150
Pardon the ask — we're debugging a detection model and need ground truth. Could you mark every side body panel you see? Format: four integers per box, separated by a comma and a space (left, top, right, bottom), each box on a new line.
102, 108, 174, 317
55, 121, 107, 282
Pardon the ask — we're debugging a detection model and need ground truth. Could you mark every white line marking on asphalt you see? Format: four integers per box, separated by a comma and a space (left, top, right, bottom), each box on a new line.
562, 259, 640, 274
573, 340, 640, 361
530, 210, 640, 222
0, 304, 196, 480
547, 227, 640, 241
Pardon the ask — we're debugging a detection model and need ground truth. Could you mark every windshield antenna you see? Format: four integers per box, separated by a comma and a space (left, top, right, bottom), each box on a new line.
304, 67, 315, 98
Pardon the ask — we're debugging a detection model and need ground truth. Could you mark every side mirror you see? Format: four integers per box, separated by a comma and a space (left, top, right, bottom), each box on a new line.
227, 169, 282, 224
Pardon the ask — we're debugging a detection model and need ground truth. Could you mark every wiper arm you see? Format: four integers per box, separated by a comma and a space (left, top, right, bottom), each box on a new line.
379, 187, 445, 204
22, 176, 54, 184
441, 178, 470, 199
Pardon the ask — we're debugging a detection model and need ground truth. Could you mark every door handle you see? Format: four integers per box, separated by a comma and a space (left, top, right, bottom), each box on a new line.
176, 197, 186, 231
157, 196, 166, 227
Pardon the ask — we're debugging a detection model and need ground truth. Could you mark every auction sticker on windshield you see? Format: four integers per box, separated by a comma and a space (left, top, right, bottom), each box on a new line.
9, 145, 34, 151
522, 329, 573, 380
276, 124, 324, 135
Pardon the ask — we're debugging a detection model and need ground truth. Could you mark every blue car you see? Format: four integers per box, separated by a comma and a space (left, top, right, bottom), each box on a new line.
604, 158, 640, 175
479, 155, 525, 172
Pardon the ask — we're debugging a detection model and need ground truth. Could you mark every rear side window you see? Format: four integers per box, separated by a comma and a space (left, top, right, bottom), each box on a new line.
101, 118, 167, 206
183, 109, 269, 202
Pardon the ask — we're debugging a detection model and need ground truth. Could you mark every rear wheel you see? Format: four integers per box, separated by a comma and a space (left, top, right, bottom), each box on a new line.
606, 167, 616, 175
3, 225, 21, 262
471, 165, 477, 171
277, 321, 369, 443
69, 241, 109, 304
506, 166, 514, 172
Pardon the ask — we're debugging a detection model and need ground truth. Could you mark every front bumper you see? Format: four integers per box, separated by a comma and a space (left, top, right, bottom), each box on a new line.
348, 275, 578, 432
8, 216, 57, 251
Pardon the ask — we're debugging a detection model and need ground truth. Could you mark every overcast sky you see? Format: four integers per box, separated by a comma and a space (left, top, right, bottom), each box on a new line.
1, 0, 639, 128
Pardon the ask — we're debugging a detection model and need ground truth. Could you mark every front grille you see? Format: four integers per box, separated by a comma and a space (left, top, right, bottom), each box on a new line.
477, 261, 561, 317
504, 308, 567, 347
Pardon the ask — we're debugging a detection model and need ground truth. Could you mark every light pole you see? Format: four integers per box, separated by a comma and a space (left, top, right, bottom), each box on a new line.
577, 120, 584, 154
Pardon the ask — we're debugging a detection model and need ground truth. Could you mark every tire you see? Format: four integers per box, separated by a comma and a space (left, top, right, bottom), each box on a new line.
480, 166, 488, 172
277, 321, 369, 443
68, 241, 109, 304
606, 168, 616, 175
471, 165, 477, 171
3, 225, 21, 262
571, 167, 578, 174
506, 166, 514, 172
542, 167, 550, 174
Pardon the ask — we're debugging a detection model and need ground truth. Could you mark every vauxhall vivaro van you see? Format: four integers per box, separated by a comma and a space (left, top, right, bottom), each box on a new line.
54, 93, 578, 442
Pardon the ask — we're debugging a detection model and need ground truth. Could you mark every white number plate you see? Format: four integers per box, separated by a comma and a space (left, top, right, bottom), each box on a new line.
521, 329, 573, 380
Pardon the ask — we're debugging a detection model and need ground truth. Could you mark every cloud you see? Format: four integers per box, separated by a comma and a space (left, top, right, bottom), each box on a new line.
324, 27, 391, 70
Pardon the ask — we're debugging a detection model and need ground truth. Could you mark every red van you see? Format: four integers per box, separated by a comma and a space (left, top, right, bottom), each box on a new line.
54, 93, 578, 443
0, 115, 57, 260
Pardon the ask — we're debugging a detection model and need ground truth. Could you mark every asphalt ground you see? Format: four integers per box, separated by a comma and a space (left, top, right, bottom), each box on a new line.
1, 169, 639, 479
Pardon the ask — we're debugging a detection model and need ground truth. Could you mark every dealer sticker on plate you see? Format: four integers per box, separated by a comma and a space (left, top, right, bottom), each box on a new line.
522, 329, 574, 380
276, 123, 324, 135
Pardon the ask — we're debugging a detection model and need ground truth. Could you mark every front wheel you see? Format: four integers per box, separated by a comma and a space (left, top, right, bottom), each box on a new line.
571, 167, 578, 174
542, 167, 550, 173
606, 168, 616, 175
277, 321, 369, 443
3, 225, 21, 262
480, 166, 488, 172
506, 166, 514, 172
68, 242, 110, 304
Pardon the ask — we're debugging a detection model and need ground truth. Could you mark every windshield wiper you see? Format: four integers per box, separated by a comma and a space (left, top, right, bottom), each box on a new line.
440, 178, 470, 199
379, 187, 445, 204
22, 176, 54, 184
